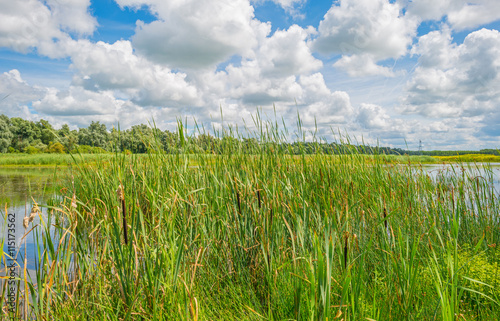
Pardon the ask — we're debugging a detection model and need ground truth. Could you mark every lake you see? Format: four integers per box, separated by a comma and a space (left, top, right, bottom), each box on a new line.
0, 167, 62, 277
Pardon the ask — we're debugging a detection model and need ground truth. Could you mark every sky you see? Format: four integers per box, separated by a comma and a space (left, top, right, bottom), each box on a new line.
1, 0, 500, 150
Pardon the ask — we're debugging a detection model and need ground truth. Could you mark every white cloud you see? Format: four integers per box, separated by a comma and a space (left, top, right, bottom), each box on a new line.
409, 27, 457, 68
252, 0, 306, 17
313, 0, 418, 60
68, 40, 201, 107
333, 54, 396, 77
45, 0, 97, 35
356, 103, 390, 129
312, 0, 418, 78
403, 28, 500, 137
298, 73, 353, 125
0, 0, 95, 57
32, 86, 123, 117
407, 0, 500, 31
0, 69, 45, 116
258, 25, 321, 78
0, 0, 64, 55
115, 0, 271, 69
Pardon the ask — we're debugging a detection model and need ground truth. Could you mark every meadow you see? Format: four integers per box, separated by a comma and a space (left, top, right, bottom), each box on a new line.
0, 153, 116, 167
2, 125, 500, 320
435, 154, 500, 163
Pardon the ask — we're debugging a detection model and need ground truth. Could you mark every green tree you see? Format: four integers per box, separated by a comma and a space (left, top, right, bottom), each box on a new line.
9, 117, 35, 151
78, 121, 109, 149
0, 117, 13, 153
35, 119, 56, 145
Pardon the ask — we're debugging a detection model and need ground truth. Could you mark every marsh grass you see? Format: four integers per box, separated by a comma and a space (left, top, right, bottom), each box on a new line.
0, 153, 114, 166
436, 154, 500, 163
2, 118, 499, 320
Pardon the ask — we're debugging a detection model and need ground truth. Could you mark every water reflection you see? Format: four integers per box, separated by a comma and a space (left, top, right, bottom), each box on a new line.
419, 163, 500, 194
0, 167, 63, 284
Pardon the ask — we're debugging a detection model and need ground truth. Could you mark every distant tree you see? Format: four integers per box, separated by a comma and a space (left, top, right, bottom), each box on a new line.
35, 119, 56, 145
78, 121, 109, 148
9, 117, 35, 151
58, 124, 78, 152
47, 142, 66, 154
0, 117, 13, 153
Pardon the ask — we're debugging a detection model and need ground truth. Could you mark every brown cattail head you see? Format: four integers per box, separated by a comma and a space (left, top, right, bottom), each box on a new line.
117, 184, 128, 245
236, 191, 241, 215
344, 231, 349, 270
71, 193, 77, 209
383, 206, 388, 230
116, 185, 124, 201
24, 204, 40, 228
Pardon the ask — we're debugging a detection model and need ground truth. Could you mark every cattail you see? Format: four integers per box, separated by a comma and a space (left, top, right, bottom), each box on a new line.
257, 189, 261, 209
236, 191, 242, 215
344, 232, 349, 270
383, 205, 388, 231
117, 184, 128, 245
23, 204, 39, 229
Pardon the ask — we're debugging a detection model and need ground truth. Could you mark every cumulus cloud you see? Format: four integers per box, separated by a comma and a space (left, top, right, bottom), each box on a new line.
32, 86, 126, 117
0, 0, 65, 55
252, 0, 306, 17
69, 40, 201, 106
298, 73, 353, 125
45, 0, 97, 35
407, 0, 500, 31
333, 54, 396, 77
187, 24, 325, 111
313, 0, 418, 77
0, 69, 46, 117
356, 103, 390, 129
404, 28, 500, 116
115, 0, 271, 69
0, 0, 95, 57
258, 25, 321, 78
314, 0, 417, 59
403, 28, 500, 136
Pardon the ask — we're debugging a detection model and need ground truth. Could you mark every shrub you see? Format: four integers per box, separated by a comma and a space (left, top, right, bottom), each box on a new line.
47, 142, 66, 154
25, 146, 41, 154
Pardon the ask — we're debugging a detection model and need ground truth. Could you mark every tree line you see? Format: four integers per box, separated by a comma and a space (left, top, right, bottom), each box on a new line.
0, 115, 498, 156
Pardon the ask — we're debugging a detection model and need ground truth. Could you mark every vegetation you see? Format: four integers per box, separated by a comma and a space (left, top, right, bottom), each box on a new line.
3, 119, 499, 320
0, 153, 114, 166
0, 114, 498, 157
436, 154, 500, 163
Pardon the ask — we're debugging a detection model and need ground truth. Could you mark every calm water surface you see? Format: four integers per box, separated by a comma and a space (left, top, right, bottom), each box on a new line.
0, 167, 63, 273
419, 163, 500, 193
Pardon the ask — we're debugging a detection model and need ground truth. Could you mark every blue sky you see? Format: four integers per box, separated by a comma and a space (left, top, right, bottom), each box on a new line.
1, 0, 500, 150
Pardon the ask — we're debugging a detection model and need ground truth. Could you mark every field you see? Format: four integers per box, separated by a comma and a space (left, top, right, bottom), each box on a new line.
435, 154, 500, 163
0, 153, 114, 166
2, 133, 500, 320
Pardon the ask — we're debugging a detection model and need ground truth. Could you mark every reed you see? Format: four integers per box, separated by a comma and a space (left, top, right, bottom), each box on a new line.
3, 115, 499, 320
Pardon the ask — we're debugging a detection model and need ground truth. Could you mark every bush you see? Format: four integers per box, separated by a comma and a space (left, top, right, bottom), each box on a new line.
74, 145, 108, 154
47, 142, 66, 154
25, 146, 41, 154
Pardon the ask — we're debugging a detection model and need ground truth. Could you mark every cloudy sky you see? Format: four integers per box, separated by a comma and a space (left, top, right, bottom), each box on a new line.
1, 0, 500, 150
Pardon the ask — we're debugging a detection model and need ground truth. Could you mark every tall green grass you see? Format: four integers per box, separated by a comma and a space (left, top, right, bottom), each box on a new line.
0, 153, 114, 166
5, 118, 500, 320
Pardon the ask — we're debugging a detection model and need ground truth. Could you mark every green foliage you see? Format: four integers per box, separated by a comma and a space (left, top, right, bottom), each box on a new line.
437, 154, 500, 163
11, 117, 498, 320
0, 117, 13, 153
25, 145, 41, 154
0, 114, 497, 157
47, 142, 66, 153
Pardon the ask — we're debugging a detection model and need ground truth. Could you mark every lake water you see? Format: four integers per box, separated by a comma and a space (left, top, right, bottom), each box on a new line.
0, 167, 63, 288
419, 163, 500, 194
